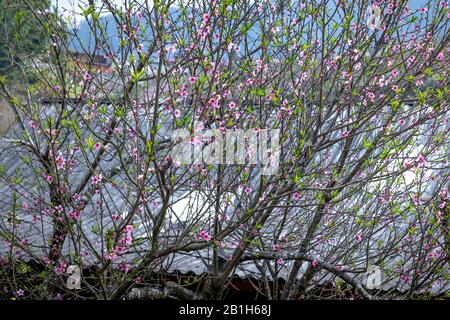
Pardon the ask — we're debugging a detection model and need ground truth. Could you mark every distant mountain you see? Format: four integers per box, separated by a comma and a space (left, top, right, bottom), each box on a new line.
69, 14, 120, 53
68, 8, 262, 55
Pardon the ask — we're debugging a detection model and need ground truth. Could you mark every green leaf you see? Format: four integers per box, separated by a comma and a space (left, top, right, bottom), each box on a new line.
80, 4, 95, 17
363, 136, 372, 149
146, 140, 153, 155
14, 11, 24, 24
131, 69, 145, 83
86, 134, 95, 150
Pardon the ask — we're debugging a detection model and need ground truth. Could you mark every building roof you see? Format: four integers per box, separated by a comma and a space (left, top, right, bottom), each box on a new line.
0, 105, 448, 297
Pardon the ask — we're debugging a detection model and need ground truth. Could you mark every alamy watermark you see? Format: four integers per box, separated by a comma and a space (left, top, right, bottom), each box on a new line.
171, 123, 280, 175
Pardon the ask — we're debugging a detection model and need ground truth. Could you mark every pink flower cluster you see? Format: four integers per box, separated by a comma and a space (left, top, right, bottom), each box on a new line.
403, 154, 427, 169
55, 154, 66, 170
92, 174, 103, 185
68, 210, 82, 220
118, 262, 130, 272
54, 261, 68, 274
105, 225, 134, 261
120, 225, 134, 246
198, 229, 211, 241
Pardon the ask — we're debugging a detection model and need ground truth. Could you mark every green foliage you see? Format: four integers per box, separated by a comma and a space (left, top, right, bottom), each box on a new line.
0, 0, 55, 80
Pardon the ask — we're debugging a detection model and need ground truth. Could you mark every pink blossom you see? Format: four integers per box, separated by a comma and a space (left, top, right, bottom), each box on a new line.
276, 258, 285, 265
437, 52, 445, 61
209, 97, 217, 106
69, 210, 82, 220
114, 245, 126, 254
119, 234, 133, 246
104, 251, 117, 261
392, 85, 399, 92
29, 121, 38, 129
400, 274, 410, 282
118, 262, 130, 272
273, 244, 281, 252
91, 174, 103, 185
312, 260, 318, 268
228, 101, 236, 109
55, 155, 66, 170
46, 175, 54, 183
190, 137, 201, 146
293, 192, 301, 201
195, 121, 205, 132
416, 154, 427, 167
403, 160, 412, 169
189, 76, 197, 84
173, 109, 181, 118
83, 73, 92, 81
43, 256, 52, 265
94, 142, 102, 150
244, 187, 253, 194
198, 229, 211, 241
54, 261, 68, 274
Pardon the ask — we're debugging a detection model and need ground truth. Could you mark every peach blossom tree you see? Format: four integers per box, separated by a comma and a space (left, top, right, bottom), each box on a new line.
0, 0, 449, 299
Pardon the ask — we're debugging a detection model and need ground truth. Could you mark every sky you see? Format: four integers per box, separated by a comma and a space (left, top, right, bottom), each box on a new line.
51, 0, 429, 27
51, 0, 127, 26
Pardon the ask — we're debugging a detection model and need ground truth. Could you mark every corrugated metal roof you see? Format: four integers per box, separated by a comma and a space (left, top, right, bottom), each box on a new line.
0, 117, 448, 296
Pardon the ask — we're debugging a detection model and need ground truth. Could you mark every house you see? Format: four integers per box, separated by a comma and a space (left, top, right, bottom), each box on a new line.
69, 52, 114, 74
